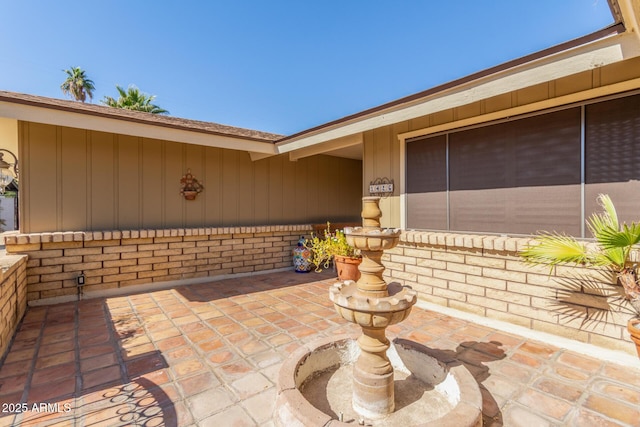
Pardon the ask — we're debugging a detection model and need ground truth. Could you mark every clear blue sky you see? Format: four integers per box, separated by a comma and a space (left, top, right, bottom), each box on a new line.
0, 1, 614, 135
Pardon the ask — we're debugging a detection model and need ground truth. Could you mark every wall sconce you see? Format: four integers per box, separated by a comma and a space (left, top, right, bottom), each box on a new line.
0, 149, 18, 195
180, 169, 203, 200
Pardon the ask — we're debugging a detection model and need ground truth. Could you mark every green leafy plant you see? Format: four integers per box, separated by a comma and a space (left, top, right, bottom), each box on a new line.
520, 194, 640, 315
61, 66, 95, 102
304, 222, 360, 272
102, 85, 169, 114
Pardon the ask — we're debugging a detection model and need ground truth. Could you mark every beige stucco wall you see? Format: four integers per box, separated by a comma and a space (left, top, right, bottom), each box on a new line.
0, 118, 18, 159
363, 56, 640, 228
18, 122, 362, 233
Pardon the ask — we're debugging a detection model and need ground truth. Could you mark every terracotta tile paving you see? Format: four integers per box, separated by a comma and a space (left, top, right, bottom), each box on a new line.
0, 270, 639, 426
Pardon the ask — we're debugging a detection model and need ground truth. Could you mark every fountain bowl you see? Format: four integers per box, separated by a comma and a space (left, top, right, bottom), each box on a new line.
329, 281, 417, 328
274, 335, 482, 427
344, 227, 401, 252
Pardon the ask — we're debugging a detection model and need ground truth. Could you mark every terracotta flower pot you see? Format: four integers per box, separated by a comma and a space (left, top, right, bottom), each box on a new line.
334, 255, 361, 282
628, 318, 640, 358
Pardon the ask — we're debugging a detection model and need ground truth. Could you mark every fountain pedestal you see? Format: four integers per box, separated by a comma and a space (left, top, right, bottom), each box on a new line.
329, 196, 417, 419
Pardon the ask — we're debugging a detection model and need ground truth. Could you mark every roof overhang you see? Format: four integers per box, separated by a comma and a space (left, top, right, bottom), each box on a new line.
0, 96, 279, 158
287, 133, 363, 161
277, 0, 640, 155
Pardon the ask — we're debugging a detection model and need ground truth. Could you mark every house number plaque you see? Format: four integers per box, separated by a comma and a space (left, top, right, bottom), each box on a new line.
369, 177, 394, 197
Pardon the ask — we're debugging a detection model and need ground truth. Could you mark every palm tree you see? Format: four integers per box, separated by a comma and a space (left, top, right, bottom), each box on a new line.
101, 85, 168, 114
521, 194, 640, 314
60, 67, 95, 102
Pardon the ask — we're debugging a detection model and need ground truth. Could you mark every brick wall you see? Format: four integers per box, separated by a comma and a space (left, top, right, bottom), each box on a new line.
5, 225, 637, 355
4, 225, 311, 303
384, 231, 637, 355
0, 252, 27, 358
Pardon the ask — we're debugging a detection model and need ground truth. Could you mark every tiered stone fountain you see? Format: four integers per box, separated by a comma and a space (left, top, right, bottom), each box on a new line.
329, 196, 417, 419
275, 197, 482, 426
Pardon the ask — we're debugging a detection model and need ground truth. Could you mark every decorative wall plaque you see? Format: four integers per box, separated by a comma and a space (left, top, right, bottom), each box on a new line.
369, 177, 394, 197
180, 169, 204, 200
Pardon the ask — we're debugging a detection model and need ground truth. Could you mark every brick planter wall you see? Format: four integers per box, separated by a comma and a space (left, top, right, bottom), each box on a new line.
0, 252, 27, 358
4, 225, 311, 303
384, 231, 636, 355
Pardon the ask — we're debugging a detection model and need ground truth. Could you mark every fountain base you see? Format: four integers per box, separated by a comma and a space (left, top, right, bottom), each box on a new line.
274, 336, 482, 427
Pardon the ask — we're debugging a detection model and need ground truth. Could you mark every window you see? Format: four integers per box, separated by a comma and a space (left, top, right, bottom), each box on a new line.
406, 93, 640, 236
406, 135, 447, 230
585, 94, 640, 225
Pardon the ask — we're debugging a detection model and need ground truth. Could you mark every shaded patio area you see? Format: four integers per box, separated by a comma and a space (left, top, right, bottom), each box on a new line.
0, 270, 639, 427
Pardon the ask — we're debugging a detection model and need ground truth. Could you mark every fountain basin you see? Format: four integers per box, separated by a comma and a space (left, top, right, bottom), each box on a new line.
274, 335, 482, 427
345, 227, 400, 252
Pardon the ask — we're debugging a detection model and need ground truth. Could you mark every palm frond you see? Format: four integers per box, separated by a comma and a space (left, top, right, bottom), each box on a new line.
101, 85, 168, 114
520, 233, 591, 267
596, 222, 640, 250
591, 249, 626, 269
586, 211, 617, 239
597, 194, 619, 230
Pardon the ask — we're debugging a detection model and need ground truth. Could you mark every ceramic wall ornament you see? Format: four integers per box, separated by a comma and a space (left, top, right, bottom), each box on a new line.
180, 169, 204, 200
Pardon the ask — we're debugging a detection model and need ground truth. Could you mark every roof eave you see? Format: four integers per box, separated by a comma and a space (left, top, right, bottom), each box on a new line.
0, 97, 279, 155
277, 19, 636, 154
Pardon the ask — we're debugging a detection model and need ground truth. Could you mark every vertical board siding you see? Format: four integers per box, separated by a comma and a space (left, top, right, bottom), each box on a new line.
282, 157, 296, 224
23, 122, 58, 232
117, 135, 141, 229
268, 155, 284, 222
316, 156, 332, 220
89, 132, 116, 230
305, 156, 319, 221
363, 126, 402, 228
204, 147, 223, 226
236, 151, 254, 225
293, 160, 308, 223
222, 149, 239, 225
19, 122, 362, 232
60, 127, 88, 231
141, 139, 163, 228
253, 156, 269, 225
185, 144, 206, 226
163, 141, 184, 227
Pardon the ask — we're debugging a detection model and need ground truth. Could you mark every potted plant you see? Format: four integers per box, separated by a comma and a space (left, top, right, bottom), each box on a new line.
520, 194, 640, 356
305, 222, 362, 281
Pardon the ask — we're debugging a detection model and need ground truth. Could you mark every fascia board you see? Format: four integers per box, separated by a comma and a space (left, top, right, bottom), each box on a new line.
277, 32, 638, 152
283, 133, 363, 160
398, 78, 640, 141
0, 101, 278, 155
618, 0, 640, 40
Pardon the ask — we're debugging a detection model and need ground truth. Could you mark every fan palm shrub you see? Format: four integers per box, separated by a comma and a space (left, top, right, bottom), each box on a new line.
102, 85, 169, 114
520, 194, 640, 315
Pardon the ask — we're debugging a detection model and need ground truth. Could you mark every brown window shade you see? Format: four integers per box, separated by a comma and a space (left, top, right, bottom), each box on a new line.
449, 108, 582, 235
406, 135, 447, 230
405, 94, 640, 235
407, 135, 447, 193
585, 93, 640, 227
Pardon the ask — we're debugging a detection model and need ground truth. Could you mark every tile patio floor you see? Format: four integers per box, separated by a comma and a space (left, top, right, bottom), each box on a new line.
0, 270, 639, 427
